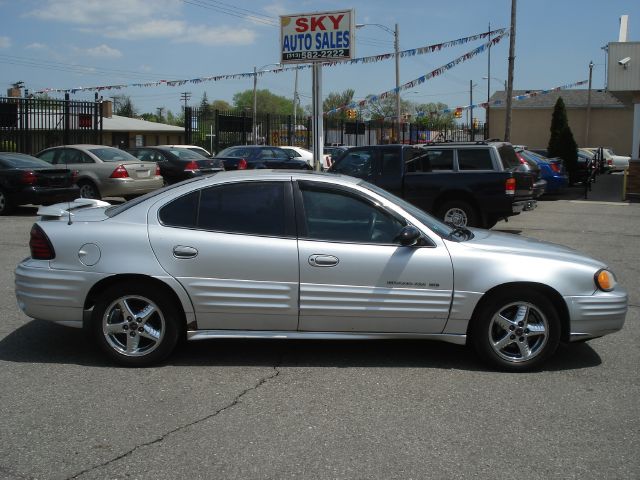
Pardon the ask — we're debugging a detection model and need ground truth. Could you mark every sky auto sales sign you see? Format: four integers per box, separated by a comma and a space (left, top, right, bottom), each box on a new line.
280, 10, 354, 63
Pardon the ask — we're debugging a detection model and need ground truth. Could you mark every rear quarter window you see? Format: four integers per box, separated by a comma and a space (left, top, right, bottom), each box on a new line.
497, 145, 520, 170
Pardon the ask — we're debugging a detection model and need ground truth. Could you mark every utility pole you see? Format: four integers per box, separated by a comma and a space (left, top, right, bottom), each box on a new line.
470, 80, 474, 139
156, 107, 164, 121
585, 60, 594, 146
394, 23, 401, 144
180, 92, 191, 110
293, 67, 299, 144
486, 23, 491, 139
504, 0, 517, 142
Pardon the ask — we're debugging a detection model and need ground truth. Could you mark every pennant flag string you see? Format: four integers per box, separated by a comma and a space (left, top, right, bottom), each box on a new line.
325, 30, 509, 116
33, 28, 506, 95
415, 79, 589, 117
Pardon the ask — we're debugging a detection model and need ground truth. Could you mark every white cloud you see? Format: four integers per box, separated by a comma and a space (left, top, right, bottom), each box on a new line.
263, 2, 288, 17
104, 19, 186, 40
0, 36, 11, 48
175, 26, 256, 46
26, 42, 48, 50
79, 44, 123, 58
27, 0, 179, 25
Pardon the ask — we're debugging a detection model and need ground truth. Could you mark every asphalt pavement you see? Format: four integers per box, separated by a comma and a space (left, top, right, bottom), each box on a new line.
0, 173, 638, 480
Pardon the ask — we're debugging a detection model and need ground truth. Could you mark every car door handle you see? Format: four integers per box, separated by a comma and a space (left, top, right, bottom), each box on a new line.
308, 254, 339, 267
173, 245, 198, 259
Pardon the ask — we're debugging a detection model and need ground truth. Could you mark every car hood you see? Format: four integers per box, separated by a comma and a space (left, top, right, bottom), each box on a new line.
459, 228, 606, 269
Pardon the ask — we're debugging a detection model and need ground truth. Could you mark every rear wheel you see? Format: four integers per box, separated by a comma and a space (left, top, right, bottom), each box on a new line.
471, 290, 560, 371
0, 188, 14, 215
437, 200, 478, 227
78, 180, 100, 200
91, 282, 181, 366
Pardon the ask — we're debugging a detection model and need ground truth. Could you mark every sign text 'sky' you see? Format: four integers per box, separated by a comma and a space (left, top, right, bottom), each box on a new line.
280, 10, 354, 64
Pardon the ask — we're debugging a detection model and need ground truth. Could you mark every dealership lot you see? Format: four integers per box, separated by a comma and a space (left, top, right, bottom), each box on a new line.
0, 175, 638, 479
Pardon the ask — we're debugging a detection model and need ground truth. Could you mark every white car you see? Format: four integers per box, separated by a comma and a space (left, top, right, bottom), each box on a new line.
280, 146, 313, 168
583, 147, 630, 173
159, 145, 212, 158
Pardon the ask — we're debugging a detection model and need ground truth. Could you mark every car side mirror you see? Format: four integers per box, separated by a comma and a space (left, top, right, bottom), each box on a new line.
396, 225, 422, 246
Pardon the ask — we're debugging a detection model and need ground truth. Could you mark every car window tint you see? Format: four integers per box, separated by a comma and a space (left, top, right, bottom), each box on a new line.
300, 185, 404, 244
198, 182, 286, 236
158, 191, 199, 228
89, 147, 138, 162
332, 150, 374, 178
381, 148, 402, 176
458, 149, 493, 170
169, 149, 203, 159
57, 149, 84, 164
407, 150, 453, 172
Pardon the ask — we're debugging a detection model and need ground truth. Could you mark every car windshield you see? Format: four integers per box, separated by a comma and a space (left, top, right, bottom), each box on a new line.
89, 147, 139, 162
359, 181, 457, 239
0, 153, 53, 168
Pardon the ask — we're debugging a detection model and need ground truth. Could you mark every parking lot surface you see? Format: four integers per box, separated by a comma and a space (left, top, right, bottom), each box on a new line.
0, 174, 638, 479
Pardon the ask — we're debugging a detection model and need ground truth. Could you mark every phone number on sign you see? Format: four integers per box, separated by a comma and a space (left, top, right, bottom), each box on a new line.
283, 49, 349, 60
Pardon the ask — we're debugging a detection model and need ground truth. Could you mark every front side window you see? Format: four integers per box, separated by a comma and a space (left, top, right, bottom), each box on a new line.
299, 184, 404, 244
457, 149, 494, 170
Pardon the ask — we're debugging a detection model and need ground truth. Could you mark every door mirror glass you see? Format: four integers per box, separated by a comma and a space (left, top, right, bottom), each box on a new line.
396, 225, 422, 246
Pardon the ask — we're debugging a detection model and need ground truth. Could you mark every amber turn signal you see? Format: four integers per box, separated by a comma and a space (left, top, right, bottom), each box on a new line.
595, 269, 616, 291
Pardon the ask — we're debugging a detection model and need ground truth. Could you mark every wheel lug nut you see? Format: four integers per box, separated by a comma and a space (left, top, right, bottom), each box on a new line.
524, 328, 530, 334
138, 327, 144, 332
518, 321, 524, 327
509, 325, 515, 331
519, 337, 525, 342
123, 325, 128, 330
510, 334, 516, 340
127, 316, 132, 321
130, 331, 136, 337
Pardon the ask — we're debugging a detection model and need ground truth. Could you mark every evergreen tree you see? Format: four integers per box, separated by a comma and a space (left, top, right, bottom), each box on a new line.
199, 92, 211, 116
547, 97, 578, 183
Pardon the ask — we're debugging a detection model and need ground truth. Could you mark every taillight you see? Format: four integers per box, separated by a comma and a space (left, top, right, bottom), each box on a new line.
109, 165, 129, 178
237, 159, 248, 170
29, 224, 55, 260
71, 170, 79, 183
155, 164, 161, 176
550, 162, 560, 173
184, 161, 199, 172
505, 177, 516, 195
21, 171, 38, 185
608, 159, 613, 166
516, 153, 526, 164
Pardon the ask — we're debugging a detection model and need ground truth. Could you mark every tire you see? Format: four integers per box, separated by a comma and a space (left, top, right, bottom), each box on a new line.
437, 200, 478, 227
78, 180, 100, 200
471, 289, 561, 371
91, 282, 182, 367
0, 188, 14, 215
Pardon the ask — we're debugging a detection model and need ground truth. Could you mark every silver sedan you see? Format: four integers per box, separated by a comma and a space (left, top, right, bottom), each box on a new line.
14, 171, 627, 370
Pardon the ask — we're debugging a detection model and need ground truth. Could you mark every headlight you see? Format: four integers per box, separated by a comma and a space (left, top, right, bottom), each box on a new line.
595, 269, 617, 291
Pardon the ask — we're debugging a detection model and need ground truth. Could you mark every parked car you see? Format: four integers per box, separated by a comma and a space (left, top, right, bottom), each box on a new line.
517, 150, 568, 194
36, 145, 163, 200
15, 170, 627, 370
214, 145, 312, 170
514, 149, 547, 198
127, 146, 224, 185
323, 146, 350, 170
0, 152, 79, 215
329, 142, 537, 228
583, 147, 630, 173
158, 145, 213, 158
530, 148, 593, 185
280, 146, 314, 168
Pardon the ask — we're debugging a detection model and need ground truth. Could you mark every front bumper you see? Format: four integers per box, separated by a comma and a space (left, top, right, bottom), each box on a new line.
565, 289, 628, 341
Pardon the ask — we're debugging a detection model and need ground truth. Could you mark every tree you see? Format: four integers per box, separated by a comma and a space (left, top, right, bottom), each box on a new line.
112, 95, 137, 117
165, 110, 184, 127
323, 89, 355, 120
211, 99, 232, 111
412, 102, 456, 130
233, 89, 295, 115
547, 97, 578, 183
199, 92, 211, 116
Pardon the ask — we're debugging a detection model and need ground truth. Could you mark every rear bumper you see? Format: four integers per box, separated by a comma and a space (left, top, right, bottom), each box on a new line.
512, 199, 537, 213
565, 289, 628, 341
12, 185, 80, 206
100, 176, 164, 197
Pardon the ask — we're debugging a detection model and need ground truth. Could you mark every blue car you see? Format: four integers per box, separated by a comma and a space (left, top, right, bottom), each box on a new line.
518, 150, 569, 194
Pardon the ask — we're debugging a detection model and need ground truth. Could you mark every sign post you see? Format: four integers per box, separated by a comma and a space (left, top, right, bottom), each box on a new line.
280, 10, 354, 171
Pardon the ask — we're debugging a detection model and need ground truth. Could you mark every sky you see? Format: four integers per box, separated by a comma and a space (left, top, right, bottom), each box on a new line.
1, 0, 639, 120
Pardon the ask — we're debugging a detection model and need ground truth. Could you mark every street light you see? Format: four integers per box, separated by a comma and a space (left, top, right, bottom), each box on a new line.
253, 63, 280, 145
482, 76, 507, 91
356, 22, 401, 143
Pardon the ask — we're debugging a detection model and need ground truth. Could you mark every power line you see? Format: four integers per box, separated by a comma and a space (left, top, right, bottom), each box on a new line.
179, 0, 278, 26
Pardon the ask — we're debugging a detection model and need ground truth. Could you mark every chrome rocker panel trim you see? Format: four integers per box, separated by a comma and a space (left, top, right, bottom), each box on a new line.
187, 330, 467, 345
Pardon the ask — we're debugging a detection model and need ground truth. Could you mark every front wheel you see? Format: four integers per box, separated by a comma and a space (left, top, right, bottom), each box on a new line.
0, 188, 14, 215
471, 290, 560, 371
91, 282, 181, 366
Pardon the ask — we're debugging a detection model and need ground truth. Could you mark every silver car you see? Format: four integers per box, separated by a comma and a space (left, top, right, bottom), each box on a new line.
14, 171, 627, 370
36, 145, 164, 200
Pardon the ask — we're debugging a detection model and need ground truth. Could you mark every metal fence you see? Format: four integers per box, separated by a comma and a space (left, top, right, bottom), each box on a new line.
185, 107, 486, 154
0, 95, 103, 155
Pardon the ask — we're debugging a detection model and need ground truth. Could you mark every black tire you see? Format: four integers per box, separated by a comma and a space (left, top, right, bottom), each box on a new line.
0, 188, 14, 215
437, 200, 478, 227
78, 180, 101, 200
91, 282, 182, 367
471, 289, 561, 371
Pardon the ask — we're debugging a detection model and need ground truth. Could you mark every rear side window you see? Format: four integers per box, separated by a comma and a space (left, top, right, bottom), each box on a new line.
332, 149, 374, 178
159, 191, 199, 228
497, 145, 520, 169
457, 149, 494, 170
381, 148, 402, 176
407, 149, 454, 172
198, 182, 286, 236
37, 150, 57, 164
